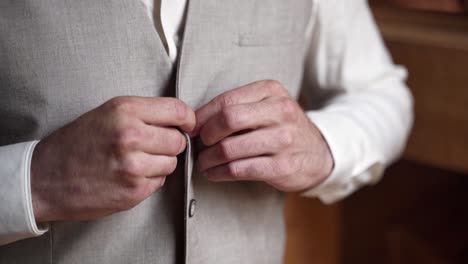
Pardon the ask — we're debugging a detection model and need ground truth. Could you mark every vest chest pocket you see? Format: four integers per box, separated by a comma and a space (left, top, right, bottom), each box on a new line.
234, 0, 312, 47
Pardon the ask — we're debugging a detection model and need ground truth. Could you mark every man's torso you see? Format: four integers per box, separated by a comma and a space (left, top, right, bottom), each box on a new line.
0, 1, 312, 263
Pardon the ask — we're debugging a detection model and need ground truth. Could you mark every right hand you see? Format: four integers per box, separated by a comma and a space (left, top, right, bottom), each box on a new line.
31, 96, 196, 223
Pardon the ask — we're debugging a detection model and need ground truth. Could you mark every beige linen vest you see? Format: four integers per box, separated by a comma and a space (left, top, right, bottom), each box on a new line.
0, 0, 312, 263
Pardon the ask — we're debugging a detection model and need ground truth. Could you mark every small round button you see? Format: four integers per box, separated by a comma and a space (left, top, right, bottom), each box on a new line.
189, 199, 196, 218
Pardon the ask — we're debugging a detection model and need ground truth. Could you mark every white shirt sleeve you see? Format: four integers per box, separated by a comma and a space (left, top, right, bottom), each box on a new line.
0, 141, 49, 246
301, 0, 414, 203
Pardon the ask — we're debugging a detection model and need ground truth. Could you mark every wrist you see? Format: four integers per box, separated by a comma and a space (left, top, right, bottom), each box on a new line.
317, 142, 334, 185
305, 119, 335, 190
30, 140, 55, 223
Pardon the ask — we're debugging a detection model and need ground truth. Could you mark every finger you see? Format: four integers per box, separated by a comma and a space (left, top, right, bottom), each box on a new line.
117, 152, 178, 179
194, 80, 287, 134
198, 127, 292, 171
140, 175, 167, 197
123, 175, 167, 209
140, 126, 187, 156
145, 175, 167, 192
204, 156, 277, 182
144, 155, 178, 178
199, 97, 291, 146
108, 96, 196, 132
113, 125, 187, 156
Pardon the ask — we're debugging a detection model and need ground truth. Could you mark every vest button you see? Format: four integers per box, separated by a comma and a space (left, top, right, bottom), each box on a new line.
189, 199, 196, 218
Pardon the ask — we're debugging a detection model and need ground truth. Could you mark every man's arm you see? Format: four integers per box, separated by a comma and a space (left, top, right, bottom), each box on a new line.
301, 0, 413, 203
0, 96, 196, 246
193, 0, 412, 200
0, 142, 48, 245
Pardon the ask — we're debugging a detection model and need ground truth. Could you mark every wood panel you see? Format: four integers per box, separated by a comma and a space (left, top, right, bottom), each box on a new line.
373, 5, 468, 173
341, 160, 468, 264
283, 195, 341, 264
371, 0, 467, 13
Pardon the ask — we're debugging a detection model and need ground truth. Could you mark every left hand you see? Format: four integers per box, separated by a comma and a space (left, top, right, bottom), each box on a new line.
193, 80, 334, 192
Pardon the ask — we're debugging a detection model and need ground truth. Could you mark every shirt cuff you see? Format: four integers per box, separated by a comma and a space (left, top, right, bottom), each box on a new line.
0, 141, 49, 246
301, 111, 385, 204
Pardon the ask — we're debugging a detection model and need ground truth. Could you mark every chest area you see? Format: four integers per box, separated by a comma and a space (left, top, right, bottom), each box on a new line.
0, 0, 312, 122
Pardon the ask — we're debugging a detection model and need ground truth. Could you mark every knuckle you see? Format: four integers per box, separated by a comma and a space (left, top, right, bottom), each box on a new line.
113, 127, 142, 150
219, 94, 236, 108
219, 139, 235, 161
220, 107, 241, 130
107, 96, 134, 115
119, 155, 144, 177
277, 128, 294, 148
278, 97, 298, 121
264, 80, 286, 95
227, 162, 242, 179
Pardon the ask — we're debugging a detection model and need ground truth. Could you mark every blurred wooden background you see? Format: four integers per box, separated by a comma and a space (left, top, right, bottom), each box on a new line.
284, 2, 468, 263
375, 0, 468, 13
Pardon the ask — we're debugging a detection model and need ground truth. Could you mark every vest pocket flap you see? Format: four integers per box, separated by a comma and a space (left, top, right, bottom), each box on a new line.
238, 32, 304, 47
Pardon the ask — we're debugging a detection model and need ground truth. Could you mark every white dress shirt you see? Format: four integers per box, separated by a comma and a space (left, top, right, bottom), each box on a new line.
0, 0, 413, 245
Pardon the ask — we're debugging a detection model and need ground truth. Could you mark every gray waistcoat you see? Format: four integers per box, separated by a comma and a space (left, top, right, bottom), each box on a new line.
0, 0, 311, 263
